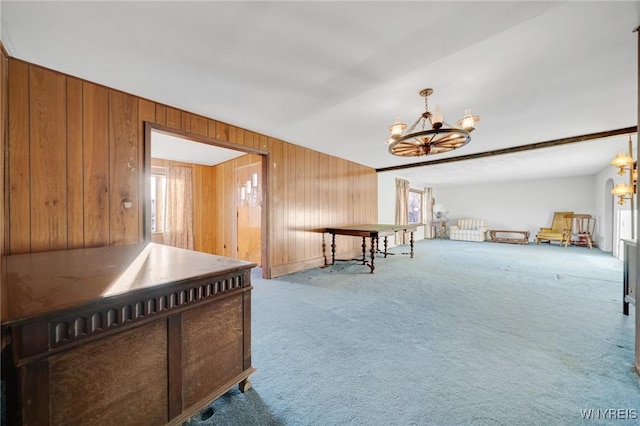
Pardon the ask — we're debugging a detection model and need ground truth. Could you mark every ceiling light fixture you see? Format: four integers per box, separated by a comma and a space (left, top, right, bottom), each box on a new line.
386, 88, 479, 157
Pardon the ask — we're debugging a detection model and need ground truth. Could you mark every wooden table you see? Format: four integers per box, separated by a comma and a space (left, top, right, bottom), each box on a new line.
324, 224, 417, 273
489, 230, 530, 245
1, 243, 256, 425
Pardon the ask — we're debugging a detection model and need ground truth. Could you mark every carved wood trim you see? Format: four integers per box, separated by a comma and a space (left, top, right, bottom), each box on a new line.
11, 270, 252, 366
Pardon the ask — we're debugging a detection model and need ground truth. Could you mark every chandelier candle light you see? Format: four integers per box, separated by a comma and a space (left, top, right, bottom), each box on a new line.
386, 88, 479, 157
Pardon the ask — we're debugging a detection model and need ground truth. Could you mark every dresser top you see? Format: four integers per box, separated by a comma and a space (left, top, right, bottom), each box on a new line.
2, 243, 255, 324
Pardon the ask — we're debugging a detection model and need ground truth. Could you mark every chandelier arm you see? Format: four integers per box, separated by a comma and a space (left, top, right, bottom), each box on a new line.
405, 116, 423, 135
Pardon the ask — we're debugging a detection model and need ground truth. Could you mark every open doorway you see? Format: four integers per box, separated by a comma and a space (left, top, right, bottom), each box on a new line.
236, 162, 262, 265
144, 122, 269, 277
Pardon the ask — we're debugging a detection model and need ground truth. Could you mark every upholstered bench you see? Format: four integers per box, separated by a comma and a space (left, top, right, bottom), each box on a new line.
449, 219, 489, 242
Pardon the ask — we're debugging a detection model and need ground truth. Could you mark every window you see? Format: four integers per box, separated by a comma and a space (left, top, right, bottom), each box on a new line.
150, 167, 167, 233
408, 189, 423, 224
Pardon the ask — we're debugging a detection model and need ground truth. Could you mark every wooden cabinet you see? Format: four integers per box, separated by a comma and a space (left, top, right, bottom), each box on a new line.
623, 239, 636, 315
622, 239, 640, 376
1, 243, 255, 425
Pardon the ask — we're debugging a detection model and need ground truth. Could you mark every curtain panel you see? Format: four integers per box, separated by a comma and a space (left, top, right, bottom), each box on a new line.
163, 166, 195, 250
395, 178, 410, 245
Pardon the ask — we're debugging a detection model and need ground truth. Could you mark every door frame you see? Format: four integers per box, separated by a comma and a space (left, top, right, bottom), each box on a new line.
143, 122, 270, 278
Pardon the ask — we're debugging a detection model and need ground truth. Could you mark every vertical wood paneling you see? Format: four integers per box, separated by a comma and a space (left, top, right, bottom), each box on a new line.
155, 104, 166, 126
181, 112, 190, 132
285, 143, 295, 263
190, 163, 203, 250
207, 120, 216, 139
304, 148, 312, 260
6, 58, 378, 278
108, 90, 138, 245
216, 122, 229, 142
190, 114, 207, 136
139, 100, 156, 124
66, 77, 84, 248
320, 153, 330, 258
29, 67, 67, 252
269, 138, 284, 265
1, 49, 7, 257
259, 135, 268, 151
166, 107, 181, 130
7, 60, 30, 253
229, 127, 244, 145
294, 145, 304, 262
83, 82, 110, 247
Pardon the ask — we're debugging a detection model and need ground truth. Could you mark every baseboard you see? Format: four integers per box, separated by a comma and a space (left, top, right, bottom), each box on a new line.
269, 256, 326, 278
269, 249, 363, 278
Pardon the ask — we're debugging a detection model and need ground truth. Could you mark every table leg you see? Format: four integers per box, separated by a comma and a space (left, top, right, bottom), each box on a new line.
384, 236, 388, 258
409, 231, 414, 258
361, 237, 367, 265
370, 237, 376, 273
331, 234, 336, 265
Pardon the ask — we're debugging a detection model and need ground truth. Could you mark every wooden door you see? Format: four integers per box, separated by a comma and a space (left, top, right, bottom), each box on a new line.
236, 162, 262, 265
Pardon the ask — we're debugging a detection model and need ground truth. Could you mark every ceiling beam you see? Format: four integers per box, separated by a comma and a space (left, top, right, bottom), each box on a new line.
375, 126, 638, 173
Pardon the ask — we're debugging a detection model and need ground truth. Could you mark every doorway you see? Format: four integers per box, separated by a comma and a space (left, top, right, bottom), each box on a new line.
144, 122, 269, 277
236, 162, 262, 265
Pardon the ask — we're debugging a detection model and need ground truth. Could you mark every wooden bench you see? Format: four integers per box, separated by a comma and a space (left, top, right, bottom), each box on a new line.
489, 230, 530, 245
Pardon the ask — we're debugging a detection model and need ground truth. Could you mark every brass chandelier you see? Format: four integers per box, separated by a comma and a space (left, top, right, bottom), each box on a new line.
386, 88, 479, 157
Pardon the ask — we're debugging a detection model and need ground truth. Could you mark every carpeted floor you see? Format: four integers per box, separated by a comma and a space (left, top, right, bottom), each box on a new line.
185, 239, 639, 426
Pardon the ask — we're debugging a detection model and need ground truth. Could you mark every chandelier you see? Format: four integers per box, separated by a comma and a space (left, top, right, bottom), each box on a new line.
386, 88, 479, 157
238, 172, 262, 207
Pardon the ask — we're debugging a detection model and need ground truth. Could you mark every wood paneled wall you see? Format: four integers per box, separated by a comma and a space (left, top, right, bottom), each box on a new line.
4, 58, 377, 278
1, 46, 7, 270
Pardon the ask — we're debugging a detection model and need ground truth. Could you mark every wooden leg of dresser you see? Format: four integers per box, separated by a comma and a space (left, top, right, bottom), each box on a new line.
239, 378, 252, 393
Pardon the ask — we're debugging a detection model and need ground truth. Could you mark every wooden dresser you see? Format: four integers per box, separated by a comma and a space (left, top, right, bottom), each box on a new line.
1, 243, 256, 425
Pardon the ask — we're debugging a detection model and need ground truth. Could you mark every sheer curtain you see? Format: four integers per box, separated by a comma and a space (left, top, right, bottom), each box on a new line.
163, 166, 194, 250
424, 187, 434, 239
395, 178, 410, 245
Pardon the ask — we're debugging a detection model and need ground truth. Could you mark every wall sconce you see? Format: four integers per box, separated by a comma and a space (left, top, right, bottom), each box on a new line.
610, 134, 637, 205
238, 172, 262, 207
611, 182, 634, 205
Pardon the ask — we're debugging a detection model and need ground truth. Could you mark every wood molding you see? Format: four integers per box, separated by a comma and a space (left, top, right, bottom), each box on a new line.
376, 126, 638, 173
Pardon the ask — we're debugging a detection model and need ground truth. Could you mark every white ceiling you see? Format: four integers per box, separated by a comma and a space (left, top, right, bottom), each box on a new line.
151, 130, 245, 167
2, 1, 639, 187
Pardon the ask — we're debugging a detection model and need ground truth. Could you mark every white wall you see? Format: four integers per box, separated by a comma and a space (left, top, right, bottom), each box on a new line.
378, 173, 598, 244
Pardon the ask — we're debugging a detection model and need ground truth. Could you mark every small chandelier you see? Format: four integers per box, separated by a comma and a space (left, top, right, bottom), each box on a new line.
238, 173, 262, 207
386, 88, 479, 157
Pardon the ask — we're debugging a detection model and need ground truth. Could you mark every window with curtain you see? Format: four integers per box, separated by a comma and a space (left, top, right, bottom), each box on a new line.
150, 167, 167, 234
408, 189, 423, 224
158, 166, 194, 250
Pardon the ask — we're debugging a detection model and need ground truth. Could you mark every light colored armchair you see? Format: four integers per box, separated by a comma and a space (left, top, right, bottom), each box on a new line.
536, 211, 573, 247
449, 219, 489, 242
